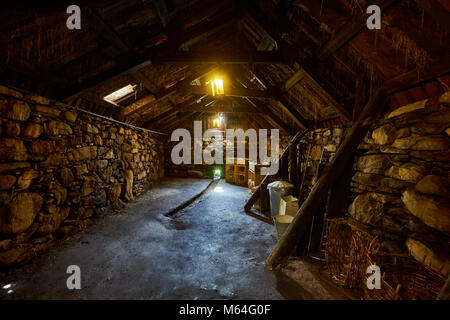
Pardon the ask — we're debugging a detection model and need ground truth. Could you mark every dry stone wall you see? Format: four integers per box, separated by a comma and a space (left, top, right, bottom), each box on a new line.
350, 92, 450, 277
0, 86, 164, 268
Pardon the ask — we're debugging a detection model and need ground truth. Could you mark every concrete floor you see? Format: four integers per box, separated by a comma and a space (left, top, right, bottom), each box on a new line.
0, 178, 288, 299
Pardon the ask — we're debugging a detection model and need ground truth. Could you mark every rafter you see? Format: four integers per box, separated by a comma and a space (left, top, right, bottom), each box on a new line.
384, 55, 450, 94
414, 0, 450, 34
316, 0, 397, 61
153, 50, 285, 64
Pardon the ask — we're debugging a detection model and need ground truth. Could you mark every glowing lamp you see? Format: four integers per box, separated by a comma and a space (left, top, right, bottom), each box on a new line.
210, 79, 224, 96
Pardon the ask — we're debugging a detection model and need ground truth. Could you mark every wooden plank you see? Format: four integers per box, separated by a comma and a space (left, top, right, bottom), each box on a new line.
282, 69, 306, 92
267, 88, 388, 268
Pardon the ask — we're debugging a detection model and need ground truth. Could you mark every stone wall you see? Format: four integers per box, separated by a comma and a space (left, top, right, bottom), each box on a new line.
350, 91, 450, 277
0, 86, 165, 268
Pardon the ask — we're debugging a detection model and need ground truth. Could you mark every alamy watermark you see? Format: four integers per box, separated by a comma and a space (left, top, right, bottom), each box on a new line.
171, 121, 280, 175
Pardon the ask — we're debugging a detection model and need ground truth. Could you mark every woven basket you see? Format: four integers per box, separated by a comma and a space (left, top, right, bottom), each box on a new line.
325, 218, 446, 299
364, 253, 446, 300
325, 218, 380, 288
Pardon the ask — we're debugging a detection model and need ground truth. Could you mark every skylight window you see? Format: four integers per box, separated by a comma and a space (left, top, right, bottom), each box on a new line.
103, 84, 136, 104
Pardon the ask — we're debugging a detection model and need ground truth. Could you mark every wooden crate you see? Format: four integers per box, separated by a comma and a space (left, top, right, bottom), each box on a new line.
225, 164, 235, 183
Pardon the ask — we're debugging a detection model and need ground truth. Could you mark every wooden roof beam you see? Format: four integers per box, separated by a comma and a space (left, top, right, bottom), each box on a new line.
153, 50, 285, 64
414, 0, 450, 34
316, 0, 397, 61
384, 55, 450, 94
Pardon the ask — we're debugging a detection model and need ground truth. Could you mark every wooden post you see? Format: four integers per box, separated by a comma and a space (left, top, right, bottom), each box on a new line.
288, 143, 298, 185
267, 88, 388, 268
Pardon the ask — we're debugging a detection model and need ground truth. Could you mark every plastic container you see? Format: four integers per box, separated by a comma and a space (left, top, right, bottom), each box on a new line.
267, 180, 294, 217
279, 195, 299, 217
274, 215, 294, 239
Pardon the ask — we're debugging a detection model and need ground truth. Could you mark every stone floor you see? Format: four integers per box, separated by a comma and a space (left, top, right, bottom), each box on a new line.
0, 178, 352, 300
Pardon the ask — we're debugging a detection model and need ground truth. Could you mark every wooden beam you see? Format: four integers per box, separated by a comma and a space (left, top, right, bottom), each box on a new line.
282, 69, 307, 92
267, 88, 388, 268
81, 92, 123, 114
241, 97, 294, 135
153, 50, 284, 64
178, 85, 275, 98
126, 65, 217, 118
142, 96, 210, 128
85, 7, 159, 95
414, 0, 450, 34
152, 0, 171, 28
299, 67, 352, 121
384, 55, 450, 94
251, 67, 313, 129
180, 102, 262, 113
316, 0, 397, 61
118, 95, 157, 120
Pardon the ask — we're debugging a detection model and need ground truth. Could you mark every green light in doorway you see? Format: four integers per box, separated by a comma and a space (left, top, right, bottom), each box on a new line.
214, 169, 221, 180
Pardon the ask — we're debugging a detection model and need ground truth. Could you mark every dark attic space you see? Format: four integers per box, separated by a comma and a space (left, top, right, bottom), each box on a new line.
0, 0, 449, 303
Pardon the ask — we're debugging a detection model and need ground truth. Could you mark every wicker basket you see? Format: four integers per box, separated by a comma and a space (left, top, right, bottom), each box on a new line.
325, 218, 447, 300
325, 218, 380, 288
364, 253, 446, 300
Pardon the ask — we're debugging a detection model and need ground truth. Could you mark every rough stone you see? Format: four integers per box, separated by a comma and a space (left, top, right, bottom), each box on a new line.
386, 99, 427, 119
25, 94, 50, 105
416, 175, 450, 197
0, 162, 30, 173
0, 138, 27, 160
59, 168, 74, 186
0, 99, 31, 121
45, 120, 72, 135
16, 169, 39, 190
85, 123, 99, 134
0, 245, 30, 267
124, 169, 134, 201
372, 124, 396, 145
357, 154, 391, 174
68, 146, 97, 162
81, 174, 101, 197
40, 154, 65, 167
4, 121, 21, 137
64, 111, 78, 122
0, 192, 43, 234
0, 175, 16, 190
0, 85, 23, 98
406, 238, 450, 276
385, 163, 427, 183
22, 122, 43, 138
402, 189, 450, 234
29, 140, 55, 154
108, 183, 121, 202
33, 105, 60, 117
392, 135, 449, 151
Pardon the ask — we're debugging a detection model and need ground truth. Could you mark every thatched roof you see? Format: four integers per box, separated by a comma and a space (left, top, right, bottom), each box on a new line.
1, 0, 449, 134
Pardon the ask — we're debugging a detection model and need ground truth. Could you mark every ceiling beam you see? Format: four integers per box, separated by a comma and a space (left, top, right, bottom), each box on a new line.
384, 55, 450, 94
118, 95, 157, 120
84, 7, 159, 95
177, 85, 274, 99
153, 50, 284, 64
414, 0, 450, 34
250, 67, 312, 129
125, 65, 217, 118
316, 0, 398, 61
